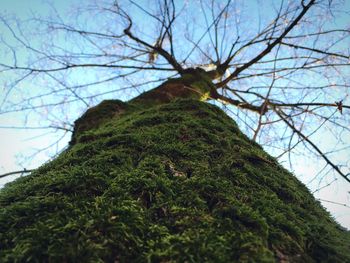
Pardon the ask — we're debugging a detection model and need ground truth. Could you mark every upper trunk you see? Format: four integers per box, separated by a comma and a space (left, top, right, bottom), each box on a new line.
0, 77, 349, 262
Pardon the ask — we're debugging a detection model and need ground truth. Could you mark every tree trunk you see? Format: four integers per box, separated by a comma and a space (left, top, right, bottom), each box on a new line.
1, 75, 349, 262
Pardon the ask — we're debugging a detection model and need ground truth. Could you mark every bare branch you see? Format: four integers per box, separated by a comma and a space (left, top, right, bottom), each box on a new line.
274, 108, 350, 183
0, 169, 33, 179
217, 0, 316, 88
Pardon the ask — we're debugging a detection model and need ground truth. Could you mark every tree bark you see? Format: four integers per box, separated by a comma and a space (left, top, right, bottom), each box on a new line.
0, 77, 349, 262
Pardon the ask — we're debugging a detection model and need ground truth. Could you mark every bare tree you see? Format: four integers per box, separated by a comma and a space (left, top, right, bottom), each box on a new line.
0, 0, 349, 190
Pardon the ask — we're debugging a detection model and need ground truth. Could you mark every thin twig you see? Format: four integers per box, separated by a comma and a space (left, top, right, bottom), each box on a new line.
0, 169, 33, 179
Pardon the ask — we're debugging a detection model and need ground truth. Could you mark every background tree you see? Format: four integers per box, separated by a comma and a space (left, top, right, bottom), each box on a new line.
0, 0, 349, 225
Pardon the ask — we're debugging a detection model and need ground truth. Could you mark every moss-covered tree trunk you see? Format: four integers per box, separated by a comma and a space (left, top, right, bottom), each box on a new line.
1, 72, 349, 262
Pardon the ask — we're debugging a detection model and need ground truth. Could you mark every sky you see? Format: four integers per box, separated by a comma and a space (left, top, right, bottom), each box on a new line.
0, 0, 350, 230
0, 0, 76, 180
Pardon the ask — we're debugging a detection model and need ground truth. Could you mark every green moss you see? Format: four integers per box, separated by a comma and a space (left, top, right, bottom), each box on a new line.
1, 99, 349, 262
172, 69, 215, 96
70, 99, 131, 145
129, 69, 215, 108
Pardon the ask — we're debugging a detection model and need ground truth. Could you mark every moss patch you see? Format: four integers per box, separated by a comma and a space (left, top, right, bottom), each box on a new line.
129, 68, 214, 107
1, 99, 349, 262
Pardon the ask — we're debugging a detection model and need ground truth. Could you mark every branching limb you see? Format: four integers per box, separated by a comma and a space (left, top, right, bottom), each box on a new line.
216, 0, 316, 88
210, 89, 265, 113
121, 7, 184, 73
274, 107, 350, 183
